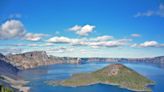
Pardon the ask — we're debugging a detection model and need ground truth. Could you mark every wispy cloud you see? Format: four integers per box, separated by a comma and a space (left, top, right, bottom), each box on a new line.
24, 33, 48, 41
131, 34, 141, 37
69, 24, 95, 36
0, 42, 55, 47
0, 48, 23, 55
47, 36, 131, 48
46, 47, 74, 53
90, 35, 113, 41
134, 4, 164, 17
9, 13, 22, 19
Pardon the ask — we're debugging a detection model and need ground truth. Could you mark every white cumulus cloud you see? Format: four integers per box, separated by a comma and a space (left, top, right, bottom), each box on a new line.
140, 41, 158, 47
69, 24, 95, 36
0, 19, 48, 41
131, 41, 164, 48
0, 20, 26, 39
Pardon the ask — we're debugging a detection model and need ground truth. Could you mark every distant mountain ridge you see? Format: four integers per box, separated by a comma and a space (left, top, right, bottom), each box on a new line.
0, 51, 164, 71
80, 56, 164, 65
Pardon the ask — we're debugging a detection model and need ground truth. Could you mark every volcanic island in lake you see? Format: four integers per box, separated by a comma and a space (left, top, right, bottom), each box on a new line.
48, 64, 154, 92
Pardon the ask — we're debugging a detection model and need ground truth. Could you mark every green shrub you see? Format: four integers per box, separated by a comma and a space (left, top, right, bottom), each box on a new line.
0, 85, 14, 92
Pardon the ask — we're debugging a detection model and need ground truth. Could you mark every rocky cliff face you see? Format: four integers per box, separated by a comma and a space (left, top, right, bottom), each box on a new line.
1, 51, 164, 70
7, 51, 49, 69
6, 51, 80, 70
119, 56, 164, 65
0, 53, 18, 76
80, 56, 164, 65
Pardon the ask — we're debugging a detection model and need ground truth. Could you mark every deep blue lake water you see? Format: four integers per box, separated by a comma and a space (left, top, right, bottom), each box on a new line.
18, 62, 164, 92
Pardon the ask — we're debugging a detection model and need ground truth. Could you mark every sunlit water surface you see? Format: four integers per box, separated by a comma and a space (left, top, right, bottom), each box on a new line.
18, 62, 164, 92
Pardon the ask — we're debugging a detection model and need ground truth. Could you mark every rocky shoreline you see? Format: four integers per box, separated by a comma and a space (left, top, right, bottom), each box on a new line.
0, 75, 30, 92
0, 51, 163, 92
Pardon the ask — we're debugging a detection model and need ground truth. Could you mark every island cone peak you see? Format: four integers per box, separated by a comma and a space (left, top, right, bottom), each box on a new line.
96, 64, 125, 76
48, 64, 154, 92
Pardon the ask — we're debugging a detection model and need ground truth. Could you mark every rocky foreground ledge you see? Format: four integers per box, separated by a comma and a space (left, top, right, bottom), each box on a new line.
0, 75, 30, 92
48, 64, 154, 92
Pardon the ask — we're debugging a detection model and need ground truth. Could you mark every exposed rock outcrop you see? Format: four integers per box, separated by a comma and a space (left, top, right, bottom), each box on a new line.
6, 51, 80, 70
0, 51, 164, 70
0, 53, 18, 76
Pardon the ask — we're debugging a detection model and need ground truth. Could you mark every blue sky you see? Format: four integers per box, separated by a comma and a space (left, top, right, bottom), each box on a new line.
0, 0, 164, 58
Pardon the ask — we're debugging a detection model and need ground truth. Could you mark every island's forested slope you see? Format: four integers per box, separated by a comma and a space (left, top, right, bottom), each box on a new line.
49, 64, 154, 91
